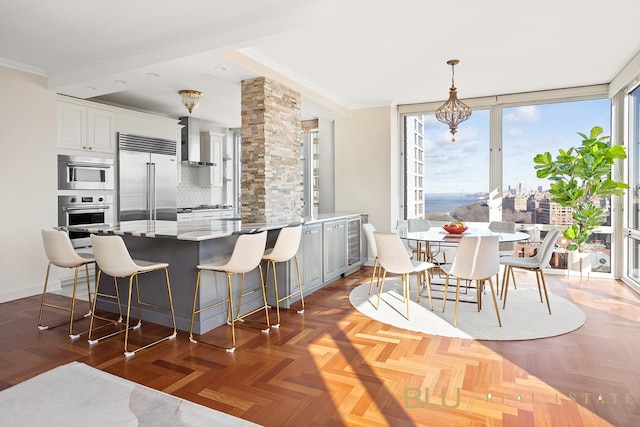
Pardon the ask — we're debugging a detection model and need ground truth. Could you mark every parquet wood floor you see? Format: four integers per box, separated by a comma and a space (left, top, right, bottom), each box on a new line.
1, 268, 639, 426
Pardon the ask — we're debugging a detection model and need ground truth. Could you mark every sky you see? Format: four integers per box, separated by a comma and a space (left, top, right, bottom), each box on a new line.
421, 98, 611, 194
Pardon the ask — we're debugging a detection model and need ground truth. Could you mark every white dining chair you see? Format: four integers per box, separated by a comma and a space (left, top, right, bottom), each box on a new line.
499, 228, 561, 314
442, 236, 502, 327
374, 232, 435, 319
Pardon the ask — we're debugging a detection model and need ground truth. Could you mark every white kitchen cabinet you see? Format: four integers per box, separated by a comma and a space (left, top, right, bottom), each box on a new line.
323, 219, 347, 283
177, 212, 194, 221
193, 210, 222, 220
57, 101, 114, 154
199, 131, 224, 187
301, 222, 324, 291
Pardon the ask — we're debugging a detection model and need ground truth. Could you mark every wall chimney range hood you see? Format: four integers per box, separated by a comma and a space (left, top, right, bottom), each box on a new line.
179, 116, 214, 166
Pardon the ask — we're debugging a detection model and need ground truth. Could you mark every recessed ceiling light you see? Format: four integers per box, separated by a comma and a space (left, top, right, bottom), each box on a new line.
115, 80, 127, 85
86, 86, 97, 91
214, 66, 227, 72
147, 72, 160, 78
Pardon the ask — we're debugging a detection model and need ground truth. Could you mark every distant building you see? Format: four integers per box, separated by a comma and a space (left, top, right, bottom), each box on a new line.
404, 115, 424, 219
539, 199, 574, 224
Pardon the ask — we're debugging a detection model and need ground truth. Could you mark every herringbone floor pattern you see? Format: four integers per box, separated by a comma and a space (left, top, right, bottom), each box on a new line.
1, 267, 639, 426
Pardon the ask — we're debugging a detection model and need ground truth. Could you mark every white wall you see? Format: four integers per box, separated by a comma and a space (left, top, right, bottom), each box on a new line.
334, 106, 399, 232
0, 66, 58, 301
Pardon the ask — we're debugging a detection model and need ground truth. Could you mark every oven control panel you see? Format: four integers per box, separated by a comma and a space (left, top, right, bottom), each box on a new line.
60, 195, 112, 206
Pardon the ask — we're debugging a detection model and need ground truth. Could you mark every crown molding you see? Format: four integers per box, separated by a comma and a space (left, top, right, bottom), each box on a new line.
0, 57, 46, 76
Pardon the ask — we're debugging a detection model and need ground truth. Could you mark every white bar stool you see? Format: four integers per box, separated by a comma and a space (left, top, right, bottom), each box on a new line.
38, 229, 98, 339
262, 225, 303, 328
88, 234, 177, 357
189, 230, 269, 353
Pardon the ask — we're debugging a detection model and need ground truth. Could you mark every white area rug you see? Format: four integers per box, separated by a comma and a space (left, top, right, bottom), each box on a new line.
349, 279, 586, 340
0, 362, 259, 427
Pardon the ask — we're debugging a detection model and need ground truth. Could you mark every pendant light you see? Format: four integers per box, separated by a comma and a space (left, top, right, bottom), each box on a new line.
435, 59, 471, 142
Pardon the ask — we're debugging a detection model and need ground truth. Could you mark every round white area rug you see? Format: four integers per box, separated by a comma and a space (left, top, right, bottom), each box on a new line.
349, 279, 586, 340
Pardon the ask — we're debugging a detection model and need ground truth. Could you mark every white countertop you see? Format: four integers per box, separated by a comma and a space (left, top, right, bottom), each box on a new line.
63, 212, 365, 241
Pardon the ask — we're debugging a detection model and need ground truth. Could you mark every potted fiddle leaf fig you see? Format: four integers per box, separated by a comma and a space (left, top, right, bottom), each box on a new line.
533, 126, 628, 253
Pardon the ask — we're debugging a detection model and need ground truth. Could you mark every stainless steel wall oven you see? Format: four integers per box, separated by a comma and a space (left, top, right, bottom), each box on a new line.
58, 155, 114, 190
58, 195, 113, 248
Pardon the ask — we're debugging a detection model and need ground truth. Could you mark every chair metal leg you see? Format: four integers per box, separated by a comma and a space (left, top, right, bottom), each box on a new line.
269, 260, 281, 328
376, 270, 388, 310
269, 256, 305, 327
87, 271, 124, 345
368, 258, 380, 295
189, 269, 203, 343
39, 262, 96, 339
402, 273, 410, 320
235, 268, 271, 332
292, 255, 304, 314
416, 270, 434, 311
442, 273, 450, 313
501, 266, 511, 309
454, 278, 461, 327
37, 263, 53, 330
189, 269, 234, 351
227, 273, 236, 353
536, 270, 552, 314
424, 270, 433, 311
487, 277, 502, 327
123, 268, 176, 357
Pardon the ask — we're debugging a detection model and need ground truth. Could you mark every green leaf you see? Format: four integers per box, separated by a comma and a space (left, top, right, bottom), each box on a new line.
534, 125, 629, 251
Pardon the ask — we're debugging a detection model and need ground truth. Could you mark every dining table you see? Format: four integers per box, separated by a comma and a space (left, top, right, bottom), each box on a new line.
399, 225, 530, 263
398, 225, 531, 303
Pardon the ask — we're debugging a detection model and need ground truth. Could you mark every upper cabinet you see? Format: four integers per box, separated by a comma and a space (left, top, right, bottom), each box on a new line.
199, 131, 224, 187
57, 101, 115, 154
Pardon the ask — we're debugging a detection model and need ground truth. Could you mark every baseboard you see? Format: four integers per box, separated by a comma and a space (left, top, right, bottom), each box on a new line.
0, 280, 58, 303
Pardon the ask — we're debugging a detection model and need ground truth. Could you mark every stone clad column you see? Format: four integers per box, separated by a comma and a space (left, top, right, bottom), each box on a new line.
240, 77, 303, 223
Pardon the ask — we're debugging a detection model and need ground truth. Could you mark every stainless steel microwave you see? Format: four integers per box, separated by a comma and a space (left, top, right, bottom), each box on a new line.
57, 155, 114, 190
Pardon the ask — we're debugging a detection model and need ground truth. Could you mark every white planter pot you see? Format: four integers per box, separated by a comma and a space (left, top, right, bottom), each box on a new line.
567, 251, 591, 280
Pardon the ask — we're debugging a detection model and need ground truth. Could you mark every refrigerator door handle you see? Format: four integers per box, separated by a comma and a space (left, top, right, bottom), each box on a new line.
146, 162, 152, 220
150, 162, 156, 221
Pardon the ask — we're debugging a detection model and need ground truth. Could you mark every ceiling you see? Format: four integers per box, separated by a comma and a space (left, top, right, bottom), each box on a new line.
2, 0, 640, 130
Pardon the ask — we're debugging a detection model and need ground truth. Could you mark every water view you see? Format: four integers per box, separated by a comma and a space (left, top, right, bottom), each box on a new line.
424, 193, 488, 214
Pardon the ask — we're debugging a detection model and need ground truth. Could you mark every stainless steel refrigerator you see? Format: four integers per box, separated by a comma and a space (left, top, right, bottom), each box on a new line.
117, 133, 177, 221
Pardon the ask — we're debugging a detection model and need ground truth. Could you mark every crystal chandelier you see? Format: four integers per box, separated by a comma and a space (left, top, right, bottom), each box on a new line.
178, 90, 203, 114
435, 59, 471, 142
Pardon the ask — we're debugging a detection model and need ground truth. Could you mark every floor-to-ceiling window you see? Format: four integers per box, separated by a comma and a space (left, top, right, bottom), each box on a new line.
400, 86, 614, 275
404, 110, 490, 222
626, 85, 640, 285
502, 98, 612, 272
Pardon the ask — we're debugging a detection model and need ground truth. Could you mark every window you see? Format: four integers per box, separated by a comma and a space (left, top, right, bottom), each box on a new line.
403, 110, 490, 221
502, 100, 611, 226
627, 85, 640, 282
401, 87, 613, 274
502, 99, 611, 272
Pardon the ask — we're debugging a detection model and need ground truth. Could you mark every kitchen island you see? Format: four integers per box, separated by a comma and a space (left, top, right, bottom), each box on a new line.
66, 212, 366, 334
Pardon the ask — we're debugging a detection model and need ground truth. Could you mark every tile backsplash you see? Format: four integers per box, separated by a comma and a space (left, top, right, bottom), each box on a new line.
177, 165, 214, 208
